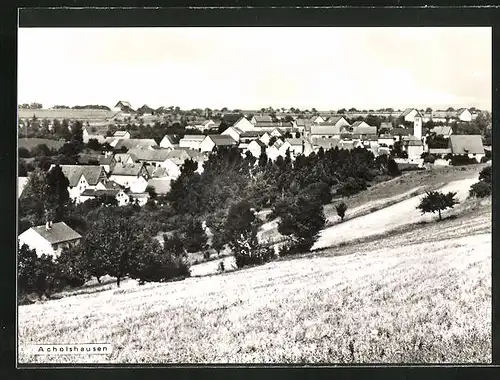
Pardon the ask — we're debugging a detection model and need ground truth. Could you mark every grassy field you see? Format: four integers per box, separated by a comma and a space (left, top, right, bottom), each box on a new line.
18, 138, 65, 151
18, 109, 116, 120
18, 194, 491, 364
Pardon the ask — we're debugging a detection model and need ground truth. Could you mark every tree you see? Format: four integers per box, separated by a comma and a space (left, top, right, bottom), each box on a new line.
45, 164, 70, 221
425, 107, 433, 113
19, 168, 51, 226
18, 244, 39, 295
469, 181, 491, 198
163, 232, 186, 257
387, 157, 401, 176
268, 136, 277, 147
225, 200, 274, 268
56, 244, 88, 287
416, 191, 459, 221
276, 196, 326, 253
181, 217, 208, 253
335, 201, 348, 222
479, 165, 491, 184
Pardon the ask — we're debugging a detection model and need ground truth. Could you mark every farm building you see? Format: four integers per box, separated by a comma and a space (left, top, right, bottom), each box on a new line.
310, 115, 326, 124
308, 124, 348, 140
324, 116, 351, 129
222, 126, 244, 142
199, 135, 237, 153
127, 148, 181, 169
449, 135, 485, 162
293, 119, 312, 133
82, 125, 110, 143
113, 101, 135, 113
251, 115, 273, 125
456, 108, 473, 122
430, 126, 453, 138
179, 135, 205, 150
378, 134, 395, 147
284, 138, 305, 156
80, 187, 130, 207
192, 120, 216, 132
18, 221, 81, 258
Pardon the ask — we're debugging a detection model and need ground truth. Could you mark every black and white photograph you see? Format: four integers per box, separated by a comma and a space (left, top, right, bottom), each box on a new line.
16, 19, 492, 364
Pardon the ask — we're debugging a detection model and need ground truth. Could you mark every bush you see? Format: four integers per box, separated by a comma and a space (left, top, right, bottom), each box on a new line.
479, 165, 491, 184
19, 147, 31, 158
337, 177, 367, 196
469, 181, 491, 198
450, 154, 477, 166
480, 156, 489, 163
335, 201, 348, 222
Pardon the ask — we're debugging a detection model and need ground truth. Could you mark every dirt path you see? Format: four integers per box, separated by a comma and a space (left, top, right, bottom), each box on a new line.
312, 177, 478, 250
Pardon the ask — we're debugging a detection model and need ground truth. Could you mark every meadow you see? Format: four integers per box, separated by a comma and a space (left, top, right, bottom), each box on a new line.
18, 192, 491, 364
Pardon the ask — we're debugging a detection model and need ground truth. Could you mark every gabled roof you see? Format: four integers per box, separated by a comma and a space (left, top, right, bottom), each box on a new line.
127, 148, 172, 162
252, 115, 273, 123
449, 135, 485, 155
30, 222, 81, 245
312, 138, 341, 149
81, 188, 122, 197
78, 154, 113, 166
110, 162, 146, 176
148, 166, 170, 179
180, 135, 206, 142
160, 134, 180, 145
52, 165, 106, 187
295, 119, 312, 127
205, 135, 237, 146
137, 104, 155, 114
113, 130, 129, 137
249, 140, 267, 148
115, 101, 131, 108
326, 116, 348, 125
353, 125, 377, 135
391, 127, 413, 136
240, 130, 263, 138
284, 138, 303, 146
456, 108, 470, 115
114, 139, 158, 150
400, 108, 419, 117
113, 153, 136, 163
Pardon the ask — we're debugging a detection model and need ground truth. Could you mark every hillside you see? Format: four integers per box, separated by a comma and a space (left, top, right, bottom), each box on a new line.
18, 172, 491, 363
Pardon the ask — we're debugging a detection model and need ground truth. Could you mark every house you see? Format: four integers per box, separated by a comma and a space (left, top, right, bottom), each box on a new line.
137, 104, 155, 116
284, 138, 304, 156
456, 108, 472, 122
379, 122, 393, 132
430, 126, 453, 137
193, 120, 216, 132
400, 108, 422, 123
126, 191, 150, 207
378, 134, 395, 148
232, 117, 255, 132
391, 127, 413, 141
247, 140, 267, 158
77, 154, 114, 173
251, 115, 273, 125
109, 162, 150, 188
449, 135, 485, 162
199, 135, 237, 153
80, 185, 130, 207
325, 116, 351, 129
112, 153, 136, 167
50, 165, 108, 203
308, 124, 348, 140
18, 221, 82, 258
159, 134, 180, 150
239, 130, 264, 143
113, 139, 158, 151
260, 132, 271, 146
293, 118, 312, 133
310, 115, 325, 124
222, 126, 244, 142
179, 135, 205, 150
82, 125, 110, 143
404, 136, 424, 159
311, 138, 341, 152
351, 121, 377, 136
113, 130, 131, 139
126, 148, 176, 168
270, 128, 285, 137
18, 177, 29, 198
113, 101, 135, 113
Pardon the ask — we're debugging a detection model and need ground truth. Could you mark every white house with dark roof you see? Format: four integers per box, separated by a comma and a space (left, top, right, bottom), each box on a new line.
247, 140, 267, 158
456, 108, 472, 122
199, 135, 237, 153
179, 135, 205, 150
449, 135, 485, 162
400, 108, 422, 122
18, 221, 82, 258
159, 134, 179, 150
109, 162, 150, 189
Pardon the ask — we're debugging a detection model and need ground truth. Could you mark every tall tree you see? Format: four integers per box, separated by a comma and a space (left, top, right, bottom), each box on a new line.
45, 164, 70, 221
416, 191, 459, 221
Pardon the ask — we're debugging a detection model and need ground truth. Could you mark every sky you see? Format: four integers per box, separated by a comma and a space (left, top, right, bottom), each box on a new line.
18, 27, 491, 111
